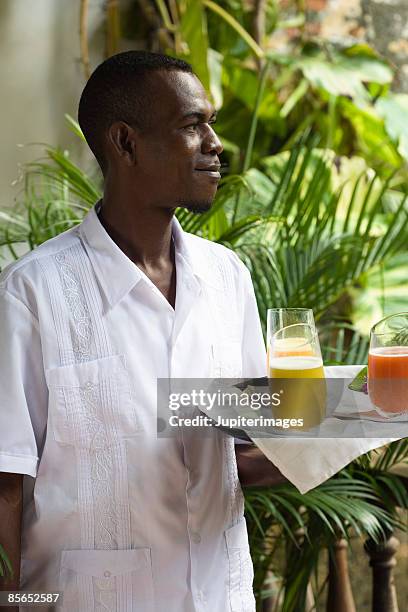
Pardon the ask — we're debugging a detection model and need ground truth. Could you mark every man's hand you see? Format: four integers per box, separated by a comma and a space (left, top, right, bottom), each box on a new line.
235, 444, 288, 487
0, 472, 23, 601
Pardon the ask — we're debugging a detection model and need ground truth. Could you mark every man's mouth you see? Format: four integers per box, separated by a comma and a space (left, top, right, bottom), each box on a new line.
194, 165, 221, 179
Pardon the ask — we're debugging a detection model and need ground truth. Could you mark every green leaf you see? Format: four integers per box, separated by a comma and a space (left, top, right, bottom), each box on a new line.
179, 0, 210, 91
341, 99, 401, 168
348, 366, 368, 392
296, 54, 392, 104
203, 0, 264, 59
222, 59, 263, 111
0, 543, 13, 579
351, 254, 408, 335
207, 48, 223, 109
218, 215, 266, 245
280, 78, 309, 118
64, 114, 86, 142
376, 93, 408, 161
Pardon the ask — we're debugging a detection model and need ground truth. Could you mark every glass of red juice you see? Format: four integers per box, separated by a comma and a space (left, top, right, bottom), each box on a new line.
368, 313, 408, 414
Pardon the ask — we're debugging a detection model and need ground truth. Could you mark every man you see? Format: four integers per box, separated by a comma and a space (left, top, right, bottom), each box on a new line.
0, 50, 285, 612
0, 51, 392, 611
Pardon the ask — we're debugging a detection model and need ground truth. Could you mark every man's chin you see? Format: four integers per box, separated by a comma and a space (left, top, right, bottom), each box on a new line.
178, 200, 213, 214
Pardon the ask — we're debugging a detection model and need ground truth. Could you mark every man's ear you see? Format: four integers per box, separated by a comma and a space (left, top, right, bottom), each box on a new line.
107, 121, 137, 166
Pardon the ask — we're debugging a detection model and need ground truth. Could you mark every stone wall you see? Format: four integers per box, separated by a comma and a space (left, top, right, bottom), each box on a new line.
273, 0, 408, 91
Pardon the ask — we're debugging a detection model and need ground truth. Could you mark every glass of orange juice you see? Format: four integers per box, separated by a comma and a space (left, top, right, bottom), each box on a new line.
368, 313, 408, 415
267, 308, 326, 428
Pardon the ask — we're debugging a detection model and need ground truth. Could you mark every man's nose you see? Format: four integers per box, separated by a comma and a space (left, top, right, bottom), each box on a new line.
202, 124, 223, 155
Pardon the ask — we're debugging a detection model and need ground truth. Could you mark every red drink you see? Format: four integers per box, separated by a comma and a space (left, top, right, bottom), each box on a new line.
368, 347, 408, 413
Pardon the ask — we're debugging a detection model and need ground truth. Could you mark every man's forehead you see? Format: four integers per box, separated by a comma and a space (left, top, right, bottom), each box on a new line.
150, 70, 214, 119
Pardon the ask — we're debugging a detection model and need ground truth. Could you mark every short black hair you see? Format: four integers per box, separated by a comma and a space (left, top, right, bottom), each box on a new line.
78, 50, 193, 173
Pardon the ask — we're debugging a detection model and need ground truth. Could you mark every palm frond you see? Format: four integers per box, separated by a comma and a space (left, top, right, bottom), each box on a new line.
0, 543, 13, 579
373, 439, 408, 472
0, 142, 101, 266
26, 147, 100, 205
320, 323, 370, 365
245, 469, 405, 609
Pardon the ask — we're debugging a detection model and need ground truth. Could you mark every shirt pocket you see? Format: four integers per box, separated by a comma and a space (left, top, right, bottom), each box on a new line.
225, 519, 256, 612
59, 548, 154, 612
212, 340, 243, 378
45, 354, 139, 449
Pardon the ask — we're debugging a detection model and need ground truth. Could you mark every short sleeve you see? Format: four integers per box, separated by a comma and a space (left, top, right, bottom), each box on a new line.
0, 289, 47, 477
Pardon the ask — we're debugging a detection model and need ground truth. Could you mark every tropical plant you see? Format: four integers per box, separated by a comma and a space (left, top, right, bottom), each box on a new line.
178, 141, 408, 343
0, 544, 12, 583
244, 371, 408, 609
245, 439, 408, 609
82, 0, 408, 182
0, 126, 100, 263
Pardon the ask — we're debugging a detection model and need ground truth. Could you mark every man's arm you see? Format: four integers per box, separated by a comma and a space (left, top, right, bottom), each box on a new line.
235, 444, 288, 487
235, 264, 288, 487
0, 288, 45, 612
0, 472, 23, 597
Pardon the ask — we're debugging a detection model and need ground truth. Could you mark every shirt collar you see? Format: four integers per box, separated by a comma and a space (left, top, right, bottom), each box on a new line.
78, 202, 219, 309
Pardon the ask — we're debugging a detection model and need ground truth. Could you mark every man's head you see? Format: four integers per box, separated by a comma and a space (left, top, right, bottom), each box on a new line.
78, 50, 223, 213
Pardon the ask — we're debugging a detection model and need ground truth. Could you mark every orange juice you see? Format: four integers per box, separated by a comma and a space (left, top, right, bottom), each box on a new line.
268, 355, 326, 428
368, 347, 408, 413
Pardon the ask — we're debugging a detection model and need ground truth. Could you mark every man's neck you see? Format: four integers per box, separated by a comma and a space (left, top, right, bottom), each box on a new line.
98, 195, 175, 270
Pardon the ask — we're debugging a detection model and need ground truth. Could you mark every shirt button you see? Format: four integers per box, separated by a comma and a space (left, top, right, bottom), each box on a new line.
197, 590, 205, 601
104, 570, 111, 577
191, 531, 201, 544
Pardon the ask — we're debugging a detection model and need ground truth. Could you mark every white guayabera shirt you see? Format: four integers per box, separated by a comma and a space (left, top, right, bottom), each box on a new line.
0, 202, 390, 612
